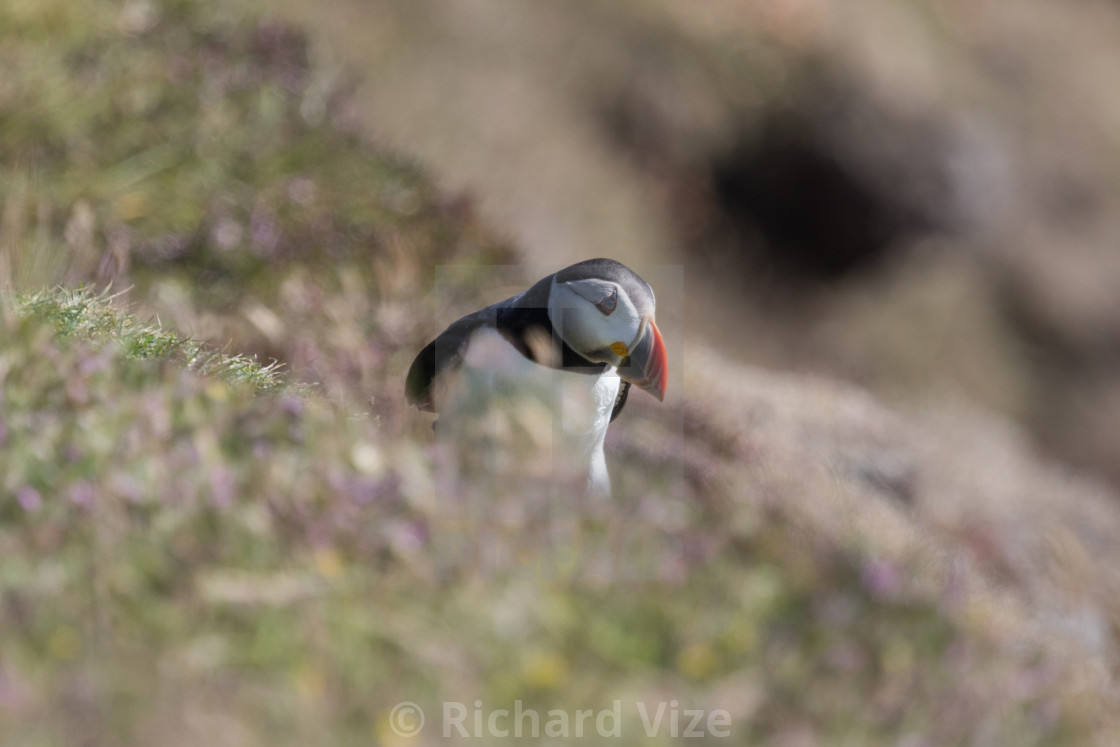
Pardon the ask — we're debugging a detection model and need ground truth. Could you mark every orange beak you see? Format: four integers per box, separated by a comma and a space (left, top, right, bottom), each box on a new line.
617, 317, 668, 401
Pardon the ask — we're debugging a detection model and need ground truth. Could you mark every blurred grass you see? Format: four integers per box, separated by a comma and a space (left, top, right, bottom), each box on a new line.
0, 285, 428, 746
0, 0, 511, 409
0, 0, 1113, 744
0, 296, 1094, 745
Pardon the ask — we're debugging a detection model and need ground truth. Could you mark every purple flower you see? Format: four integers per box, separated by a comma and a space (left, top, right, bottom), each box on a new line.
16, 486, 41, 512
68, 482, 95, 509
861, 558, 903, 600
209, 467, 236, 509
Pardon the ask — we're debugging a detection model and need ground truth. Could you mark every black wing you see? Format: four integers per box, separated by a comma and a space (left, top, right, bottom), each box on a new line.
405, 306, 496, 412
407, 275, 554, 413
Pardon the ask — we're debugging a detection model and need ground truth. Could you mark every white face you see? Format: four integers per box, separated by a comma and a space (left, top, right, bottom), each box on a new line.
547, 277, 647, 365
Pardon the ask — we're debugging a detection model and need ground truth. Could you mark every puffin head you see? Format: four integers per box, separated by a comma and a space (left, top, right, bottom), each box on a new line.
546, 258, 668, 401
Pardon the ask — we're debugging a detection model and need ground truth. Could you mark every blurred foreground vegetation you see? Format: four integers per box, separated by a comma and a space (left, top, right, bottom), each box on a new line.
0, 0, 1115, 744
1, 289, 1087, 745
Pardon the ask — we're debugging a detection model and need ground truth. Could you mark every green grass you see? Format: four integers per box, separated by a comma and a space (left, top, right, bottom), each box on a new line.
14, 286, 287, 392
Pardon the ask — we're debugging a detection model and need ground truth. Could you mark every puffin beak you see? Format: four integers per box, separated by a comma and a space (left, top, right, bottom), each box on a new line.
617, 317, 668, 401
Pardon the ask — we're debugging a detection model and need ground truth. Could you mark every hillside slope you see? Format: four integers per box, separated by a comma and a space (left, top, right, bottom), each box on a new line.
1, 0, 1118, 744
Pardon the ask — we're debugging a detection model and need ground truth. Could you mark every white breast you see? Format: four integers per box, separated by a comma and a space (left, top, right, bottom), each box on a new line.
433, 328, 620, 496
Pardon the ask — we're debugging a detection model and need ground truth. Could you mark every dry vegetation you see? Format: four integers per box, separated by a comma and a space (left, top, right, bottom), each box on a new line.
2, 0, 1120, 745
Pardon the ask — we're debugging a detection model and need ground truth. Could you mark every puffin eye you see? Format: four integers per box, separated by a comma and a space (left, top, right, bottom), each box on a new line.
597, 290, 617, 315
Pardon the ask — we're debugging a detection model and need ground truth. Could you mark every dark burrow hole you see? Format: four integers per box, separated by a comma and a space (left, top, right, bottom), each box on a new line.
596, 66, 951, 286
707, 117, 927, 284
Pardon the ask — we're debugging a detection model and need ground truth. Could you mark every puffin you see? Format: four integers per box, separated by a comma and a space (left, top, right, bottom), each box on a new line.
405, 258, 667, 495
